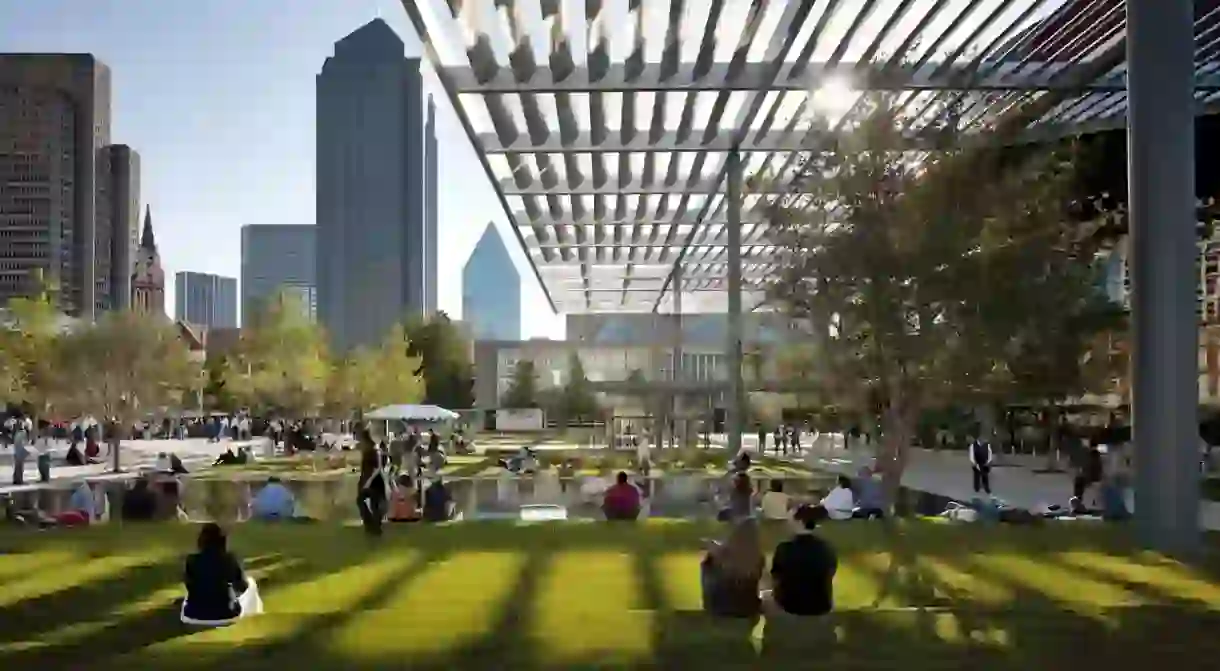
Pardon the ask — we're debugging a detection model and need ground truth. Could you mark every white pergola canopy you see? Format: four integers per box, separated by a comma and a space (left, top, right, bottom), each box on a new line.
402, 0, 1220, 314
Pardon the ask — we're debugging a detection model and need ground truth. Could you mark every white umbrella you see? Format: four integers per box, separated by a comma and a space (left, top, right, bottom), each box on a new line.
365, 404, 459, 422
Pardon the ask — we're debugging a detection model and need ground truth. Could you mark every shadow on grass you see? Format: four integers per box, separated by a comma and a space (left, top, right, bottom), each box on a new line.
6, 521, 1220, 670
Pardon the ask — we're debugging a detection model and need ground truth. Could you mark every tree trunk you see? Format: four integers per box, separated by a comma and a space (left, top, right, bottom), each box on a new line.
877, 379, 917, 513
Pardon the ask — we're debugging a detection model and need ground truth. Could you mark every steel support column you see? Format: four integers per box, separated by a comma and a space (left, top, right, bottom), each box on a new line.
1128, 0, 1199, 553
726, 149, 745, 456
673, 268, 684, 448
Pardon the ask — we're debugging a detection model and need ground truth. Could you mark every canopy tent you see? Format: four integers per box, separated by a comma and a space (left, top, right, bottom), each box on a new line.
366, 404, 461, 422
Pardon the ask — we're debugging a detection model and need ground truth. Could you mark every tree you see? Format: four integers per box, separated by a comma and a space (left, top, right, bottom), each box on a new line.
227, 291, 329, 417
328, 322, 425, 417
502, 359, 539, 408
202, 354, 238, 413
762, 97, 1117, 503
0, 271, 65, 420
49, 311, 198, 470
404, 312, 475, 409
563, 352, 599, 421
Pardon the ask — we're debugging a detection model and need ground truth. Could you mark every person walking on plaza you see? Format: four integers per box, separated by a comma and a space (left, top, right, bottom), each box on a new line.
11, 418, 29, 485
357, 429, 388, 537
756, 424, 767, 454
968, 433, 994, 495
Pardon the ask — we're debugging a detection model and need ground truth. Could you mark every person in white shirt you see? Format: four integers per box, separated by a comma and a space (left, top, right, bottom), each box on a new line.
760, 480, 793, 520
820, 475, 856, 521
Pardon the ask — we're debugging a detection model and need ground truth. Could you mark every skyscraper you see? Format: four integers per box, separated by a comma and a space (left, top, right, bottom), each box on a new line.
316, 19, 434, 351
0, 53, 114, 318
463, 222, 520, 341
100, 144, 140, 311
424, 98, 438, 316
175, 271, 237, 329
240, 224, 316, 324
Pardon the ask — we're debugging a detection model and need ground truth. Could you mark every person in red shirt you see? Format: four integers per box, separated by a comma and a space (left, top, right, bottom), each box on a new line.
602, 471, 642, 520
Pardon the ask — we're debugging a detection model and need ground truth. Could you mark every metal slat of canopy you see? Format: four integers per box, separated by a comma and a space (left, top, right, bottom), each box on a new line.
402, 0, 1220, 314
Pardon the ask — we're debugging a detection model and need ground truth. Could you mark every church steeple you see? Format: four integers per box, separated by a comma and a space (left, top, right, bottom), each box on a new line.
140, 205, 156, 251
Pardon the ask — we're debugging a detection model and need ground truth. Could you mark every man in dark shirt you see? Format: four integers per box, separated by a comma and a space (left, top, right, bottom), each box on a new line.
766, 504, 837, 616
423, 478, 453, 522
121, 478, 159, 521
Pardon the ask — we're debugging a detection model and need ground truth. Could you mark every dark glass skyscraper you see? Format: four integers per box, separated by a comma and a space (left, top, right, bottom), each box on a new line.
463, 222, 520, 341
240, 224, 315, 325
316, 19, 437, 351
175, 271, 237, 329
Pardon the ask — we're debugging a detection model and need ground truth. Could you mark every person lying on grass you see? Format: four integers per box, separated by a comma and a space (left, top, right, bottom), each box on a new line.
181, 523, 263, 626
701, 518, 765, 618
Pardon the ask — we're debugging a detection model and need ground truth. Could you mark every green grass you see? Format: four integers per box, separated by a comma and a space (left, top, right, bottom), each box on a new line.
2, 522, 1219, 670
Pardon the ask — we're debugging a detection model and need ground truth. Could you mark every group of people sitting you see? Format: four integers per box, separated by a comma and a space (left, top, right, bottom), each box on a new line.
723, 469, 887, 523
701, 505, 837, 619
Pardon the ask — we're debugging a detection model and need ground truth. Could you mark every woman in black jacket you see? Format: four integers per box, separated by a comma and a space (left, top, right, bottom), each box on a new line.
357, 429, 388, 536
181, 523, 263, 625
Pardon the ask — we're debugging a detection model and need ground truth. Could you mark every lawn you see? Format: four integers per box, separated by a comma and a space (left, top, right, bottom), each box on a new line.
2, 522, 1219, 670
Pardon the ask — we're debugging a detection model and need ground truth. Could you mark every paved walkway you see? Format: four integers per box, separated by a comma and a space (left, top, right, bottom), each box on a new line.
784, 442, 1220, 531
0, 437, 266, 493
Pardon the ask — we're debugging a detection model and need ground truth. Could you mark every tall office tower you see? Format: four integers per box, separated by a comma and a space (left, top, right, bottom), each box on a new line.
463, 222, 520, 341
175, 271, 237, 329
424, 98, 438, 316
131, 206, 165, 316
316, 19, 429, 351
240, 224, 316, 324
0, 54, 112, 318
100, 144, 140, 310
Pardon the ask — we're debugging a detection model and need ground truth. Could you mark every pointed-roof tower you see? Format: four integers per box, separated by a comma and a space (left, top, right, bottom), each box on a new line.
140, 205, 156, 250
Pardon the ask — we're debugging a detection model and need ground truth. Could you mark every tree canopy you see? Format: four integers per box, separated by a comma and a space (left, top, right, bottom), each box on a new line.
225, 291, 329, 417
502, 359, 539, 409
404, 312, 475, 409
762, 97, 1121, 496
328, 322, 425, 417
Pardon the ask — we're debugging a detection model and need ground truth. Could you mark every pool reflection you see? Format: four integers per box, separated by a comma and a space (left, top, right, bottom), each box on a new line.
8, 472, 850, 524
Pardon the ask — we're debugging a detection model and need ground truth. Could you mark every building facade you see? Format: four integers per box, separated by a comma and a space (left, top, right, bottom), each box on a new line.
130, 206, 164, 316
316, 19, 435, 351
1106, 229, 1220, 323
100, 144, 140, 311
175, 271, 237, 329
240, 224, 316, 324
0, 53, 118, 318
463, 222, 520, 341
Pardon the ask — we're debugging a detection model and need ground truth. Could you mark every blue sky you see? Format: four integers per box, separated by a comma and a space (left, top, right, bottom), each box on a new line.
0, 0, 563, 338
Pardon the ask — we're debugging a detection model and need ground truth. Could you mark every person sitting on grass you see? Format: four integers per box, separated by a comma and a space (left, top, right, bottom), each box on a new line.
820, 475, 856, 521
54, 482, 96, 527
422, 477, 454, 522
723, 472, 756, 521
120, 477, 159, 521
701, 519, 765, 618
389, 474, 421, 523
499, 446, 539, 474
760, 480, 793, 521
250, 477, 296, 521
602, 471, 642, 520
851, 467, 886, 519
181, 523, 263, 626
763, 504, 837, 617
